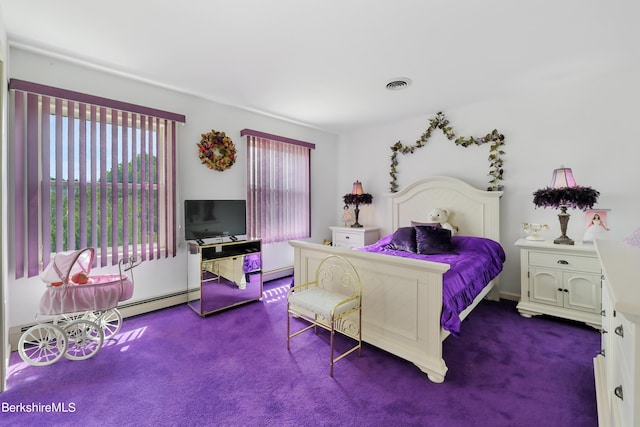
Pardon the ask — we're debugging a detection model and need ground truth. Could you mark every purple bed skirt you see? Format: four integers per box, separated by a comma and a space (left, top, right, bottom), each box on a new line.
357, 234, 505, 336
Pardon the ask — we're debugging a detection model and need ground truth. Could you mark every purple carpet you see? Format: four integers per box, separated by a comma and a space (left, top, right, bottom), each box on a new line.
1, 277, 599, 426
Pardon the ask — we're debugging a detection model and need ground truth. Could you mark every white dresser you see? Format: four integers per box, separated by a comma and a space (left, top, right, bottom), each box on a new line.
330, 226, 379, 249
594, 239, 640, 427
515, 239, 602, 328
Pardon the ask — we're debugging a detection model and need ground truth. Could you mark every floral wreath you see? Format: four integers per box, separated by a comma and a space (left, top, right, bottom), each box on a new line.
389, 112, 505, 192
198, 129, 237, 171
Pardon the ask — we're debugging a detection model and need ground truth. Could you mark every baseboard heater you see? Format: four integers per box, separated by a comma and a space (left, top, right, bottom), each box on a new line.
9, 289, 193, 351
9, 267, 293, 351
263, 266, 293, 283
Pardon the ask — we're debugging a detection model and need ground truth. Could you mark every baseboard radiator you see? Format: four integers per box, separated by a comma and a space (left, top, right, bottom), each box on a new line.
9, 267, 293, 351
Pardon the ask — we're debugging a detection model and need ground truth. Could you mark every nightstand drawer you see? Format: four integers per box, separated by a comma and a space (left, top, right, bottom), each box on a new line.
330, 226, 379, 249
529, 251, 600, 273
333, 231, 363, 246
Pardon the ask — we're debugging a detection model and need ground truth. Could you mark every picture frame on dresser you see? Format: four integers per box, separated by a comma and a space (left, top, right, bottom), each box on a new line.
583, 208, 611, 243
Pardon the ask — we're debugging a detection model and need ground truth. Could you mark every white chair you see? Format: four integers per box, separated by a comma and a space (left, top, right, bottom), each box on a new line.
287, 255, 362, 376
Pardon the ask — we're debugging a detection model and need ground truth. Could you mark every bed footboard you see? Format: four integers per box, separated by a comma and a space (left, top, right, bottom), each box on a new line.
290, 240, 451, 382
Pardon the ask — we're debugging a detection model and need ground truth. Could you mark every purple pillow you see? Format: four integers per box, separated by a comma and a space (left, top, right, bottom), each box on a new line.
415, 225, 457, 255
411, 221, 442, 228
387, 227, 417, 253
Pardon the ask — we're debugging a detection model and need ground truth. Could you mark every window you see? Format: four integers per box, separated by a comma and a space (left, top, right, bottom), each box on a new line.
242, 129, 315, 244
10, 79, 185, 278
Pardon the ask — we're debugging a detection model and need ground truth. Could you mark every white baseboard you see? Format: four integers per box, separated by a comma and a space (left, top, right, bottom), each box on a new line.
8, 269, 294, 351
8, 290, 192, 351
498, 291, 520, 302
263, 266, 293, 282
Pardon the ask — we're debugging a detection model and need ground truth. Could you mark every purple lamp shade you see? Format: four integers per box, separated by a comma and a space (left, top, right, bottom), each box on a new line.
352, 180, 364, 195
550, 167, 576, 188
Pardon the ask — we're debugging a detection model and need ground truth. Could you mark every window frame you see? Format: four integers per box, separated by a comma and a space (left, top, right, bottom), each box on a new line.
241, 129, 315, 244
9, 79, 185, 278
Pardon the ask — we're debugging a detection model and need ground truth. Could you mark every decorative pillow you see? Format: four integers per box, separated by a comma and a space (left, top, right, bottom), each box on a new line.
411, 221, 442, 228
415, 225, 457, 255
387, 227, 417, 253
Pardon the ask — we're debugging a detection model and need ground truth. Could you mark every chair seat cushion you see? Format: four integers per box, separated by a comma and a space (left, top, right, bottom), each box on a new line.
289, 288, 359, 318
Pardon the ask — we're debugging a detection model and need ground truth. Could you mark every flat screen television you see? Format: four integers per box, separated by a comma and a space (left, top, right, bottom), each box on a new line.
184, 199, 247, 243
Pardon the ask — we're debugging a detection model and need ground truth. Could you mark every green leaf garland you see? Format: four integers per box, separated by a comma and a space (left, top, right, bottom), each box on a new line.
389, 112, 505, 192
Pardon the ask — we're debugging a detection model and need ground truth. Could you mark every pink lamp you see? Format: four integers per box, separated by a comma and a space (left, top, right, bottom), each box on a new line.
533, 167, 599, 245
343, 181, 373, 228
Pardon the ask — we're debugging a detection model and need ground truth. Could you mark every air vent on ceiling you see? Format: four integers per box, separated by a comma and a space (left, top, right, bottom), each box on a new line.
386, 78, 412, 90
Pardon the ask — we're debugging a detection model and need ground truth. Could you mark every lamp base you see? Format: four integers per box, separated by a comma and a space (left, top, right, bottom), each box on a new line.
553, 235, 575, 245
554, 206, 574, 245
351, 205, 363, 228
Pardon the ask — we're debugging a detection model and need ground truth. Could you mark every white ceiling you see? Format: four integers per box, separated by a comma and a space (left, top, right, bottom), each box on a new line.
1, 0, 638, 133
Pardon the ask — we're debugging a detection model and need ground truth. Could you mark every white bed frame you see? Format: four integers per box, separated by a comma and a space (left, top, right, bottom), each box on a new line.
290, 176, 502, 382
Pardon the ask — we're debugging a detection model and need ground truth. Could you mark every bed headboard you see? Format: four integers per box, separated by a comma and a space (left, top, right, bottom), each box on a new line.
386, 176, 503, 242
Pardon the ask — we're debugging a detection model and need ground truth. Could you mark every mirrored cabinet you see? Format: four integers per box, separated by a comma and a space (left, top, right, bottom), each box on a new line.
187, 240, 262, 316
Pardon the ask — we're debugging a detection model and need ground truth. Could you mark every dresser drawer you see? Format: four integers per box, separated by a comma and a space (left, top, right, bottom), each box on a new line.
613, 311, 636, 379
529, 251, 600, 273
611, 355, 634, 427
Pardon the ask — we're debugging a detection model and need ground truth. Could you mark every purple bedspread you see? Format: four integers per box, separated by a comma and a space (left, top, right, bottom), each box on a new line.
244, 253, 261, 273
356, 234, 506, 336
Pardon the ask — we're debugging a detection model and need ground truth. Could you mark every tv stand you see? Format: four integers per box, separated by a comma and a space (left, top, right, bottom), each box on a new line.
186, 239, 262, 316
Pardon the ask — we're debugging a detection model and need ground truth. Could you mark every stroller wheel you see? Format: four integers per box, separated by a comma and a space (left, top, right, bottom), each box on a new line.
63, 319, 104, 361
18, 324, 68, 366
54, 311, 94, 329
96, 308, 123, 339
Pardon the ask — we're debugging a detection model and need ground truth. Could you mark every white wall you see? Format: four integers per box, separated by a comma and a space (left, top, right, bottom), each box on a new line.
0, 7, 9, 392
338, 63, 640, 298
6, 42, 639, 326
5, 47, 339, 327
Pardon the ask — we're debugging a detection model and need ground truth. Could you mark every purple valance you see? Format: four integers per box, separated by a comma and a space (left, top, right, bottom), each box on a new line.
240, 128, 315, 149
9, 78, 186, 124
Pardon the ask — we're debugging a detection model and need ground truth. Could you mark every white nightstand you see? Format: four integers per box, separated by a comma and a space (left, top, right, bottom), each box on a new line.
515, 238, 601, 328
330, 226, 380, 249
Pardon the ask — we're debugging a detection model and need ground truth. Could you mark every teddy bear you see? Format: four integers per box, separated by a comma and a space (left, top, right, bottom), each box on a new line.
427, 208, 458, 235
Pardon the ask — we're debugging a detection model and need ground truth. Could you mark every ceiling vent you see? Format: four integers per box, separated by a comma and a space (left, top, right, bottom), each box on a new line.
386, 78, 412, 90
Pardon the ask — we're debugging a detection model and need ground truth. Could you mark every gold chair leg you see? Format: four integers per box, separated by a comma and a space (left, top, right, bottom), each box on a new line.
286, 308, 291, 351
358, 308, 363, 357
330, 319, 335, 377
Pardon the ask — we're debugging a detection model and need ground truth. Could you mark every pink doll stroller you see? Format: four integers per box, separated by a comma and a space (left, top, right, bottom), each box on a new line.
18, 248, 140, 366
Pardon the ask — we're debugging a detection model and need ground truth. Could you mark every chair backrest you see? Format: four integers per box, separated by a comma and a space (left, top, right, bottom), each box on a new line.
314, 255, 362, 298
